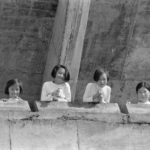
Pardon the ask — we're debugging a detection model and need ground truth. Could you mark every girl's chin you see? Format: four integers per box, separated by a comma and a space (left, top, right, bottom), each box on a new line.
9, 96, 18, 99
99, 84, 105, 88
55, 79, 64, 84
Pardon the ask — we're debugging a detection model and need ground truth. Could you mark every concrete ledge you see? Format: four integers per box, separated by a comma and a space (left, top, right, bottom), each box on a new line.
30, 102, 123, 123
127, 104, 150, 123
0, 101, 29, 111
38, 102, 120, 113
0, 102, 125, 123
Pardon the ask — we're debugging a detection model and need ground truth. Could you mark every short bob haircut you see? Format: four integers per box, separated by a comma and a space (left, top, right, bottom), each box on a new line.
5, 79, 23, 95
93, 68, 109, 82
136, 81, 150, 94
51, 64, 70, 82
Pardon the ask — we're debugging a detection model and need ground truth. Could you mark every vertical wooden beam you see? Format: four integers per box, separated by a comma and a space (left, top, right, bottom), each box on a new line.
43, 0, 69, 82
43, 0, 91, 101
60, 0, 91, 101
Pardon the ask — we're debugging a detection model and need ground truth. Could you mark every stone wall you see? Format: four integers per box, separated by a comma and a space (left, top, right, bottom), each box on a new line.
76, 0, 150, 109
0, 0, 58, 100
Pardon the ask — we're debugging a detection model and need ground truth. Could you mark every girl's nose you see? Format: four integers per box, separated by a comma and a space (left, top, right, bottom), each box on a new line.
14, 90, 18, 94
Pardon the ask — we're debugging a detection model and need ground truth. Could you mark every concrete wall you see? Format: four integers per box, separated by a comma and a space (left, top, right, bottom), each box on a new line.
0, 103, 150, 150
0, 0, 58, 100
76, 0, 150, 108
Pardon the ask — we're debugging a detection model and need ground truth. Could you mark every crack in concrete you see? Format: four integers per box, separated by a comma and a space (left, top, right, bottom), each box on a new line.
20, 114, 40, 121
76, 120, 80, 150
8, 120, 12, 150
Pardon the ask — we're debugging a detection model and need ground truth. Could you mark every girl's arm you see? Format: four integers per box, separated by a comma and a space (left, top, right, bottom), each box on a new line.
40, 82, 53, 101
103, 86, 111, 103
83, 83, 95, 102
65, 83, 71, 102
59, 83, 71, 102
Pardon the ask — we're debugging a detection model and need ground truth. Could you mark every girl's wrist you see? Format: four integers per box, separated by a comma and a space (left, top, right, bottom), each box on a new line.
93, 96, 99, 103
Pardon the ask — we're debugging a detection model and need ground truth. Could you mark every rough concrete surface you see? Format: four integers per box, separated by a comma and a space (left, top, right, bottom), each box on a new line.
0, 103, 150, 149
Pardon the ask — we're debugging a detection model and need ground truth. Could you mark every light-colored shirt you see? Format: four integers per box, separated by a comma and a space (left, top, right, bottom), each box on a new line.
41, 81, 71, 102
138, 101, 150, 104
0, 97, 24, 103
83, 83, 111, 103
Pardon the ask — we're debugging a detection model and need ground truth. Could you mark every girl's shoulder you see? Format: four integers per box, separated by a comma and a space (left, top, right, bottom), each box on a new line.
86, 82, 97, 89
103, 85, 111, 92
64, 82, 70, 87
43, 81, 54, 86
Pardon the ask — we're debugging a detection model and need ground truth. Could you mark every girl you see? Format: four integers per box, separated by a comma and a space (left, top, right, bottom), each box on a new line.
41, 64, 71, 102
2, 78, 24, 102
83, 68, 111, 103
136, 82, 150, 104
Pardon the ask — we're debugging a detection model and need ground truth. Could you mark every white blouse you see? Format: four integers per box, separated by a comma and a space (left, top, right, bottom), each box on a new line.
40, 81, 71, 102
83, 83, 111, 103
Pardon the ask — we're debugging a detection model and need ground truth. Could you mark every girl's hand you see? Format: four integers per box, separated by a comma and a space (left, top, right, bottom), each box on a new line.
52, 97, 58, 101
51, 90, 59, 97
93, 91, 100, 103
98, 92, 104, 103
2, 99, 8, 102
52, 89, 65, 98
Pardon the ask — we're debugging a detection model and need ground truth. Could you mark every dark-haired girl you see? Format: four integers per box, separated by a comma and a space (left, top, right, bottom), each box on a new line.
136, 82, 150, 104
2, 78, 24, 102
83, 68, 111, 103
41, 65, 71, 102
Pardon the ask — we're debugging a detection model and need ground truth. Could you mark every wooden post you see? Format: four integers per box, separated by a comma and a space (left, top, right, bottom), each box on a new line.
43, 0, 91, 101
60, 0, 91, 101
43, 0, 69, 82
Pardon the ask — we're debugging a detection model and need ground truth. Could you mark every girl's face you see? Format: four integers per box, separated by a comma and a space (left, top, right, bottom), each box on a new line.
55, 67, 65, 83
137, 87, 150, 103
97, 73, 107, 87
8, 84, 20, 98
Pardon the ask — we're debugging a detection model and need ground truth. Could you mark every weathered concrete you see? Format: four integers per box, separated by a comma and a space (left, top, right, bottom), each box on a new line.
0, 103, 150, 149
0, 120, 10, 150
0, 102, 123, 123
127, 103, 150, 123
10, 120, 78, 150
77, 120, 150, 150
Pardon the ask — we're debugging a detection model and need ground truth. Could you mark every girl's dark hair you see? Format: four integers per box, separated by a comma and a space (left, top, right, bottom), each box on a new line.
136, 82, 150, 93
5, 79, 23, 95
93, 68, 109, 82
51, 64, 70, 82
